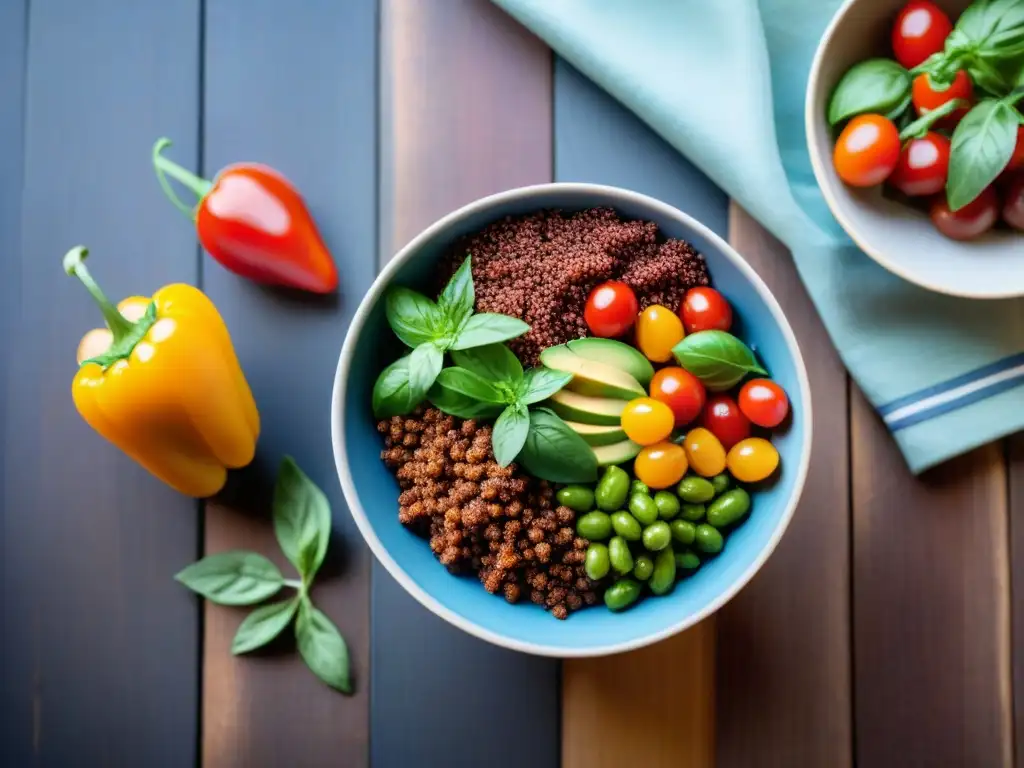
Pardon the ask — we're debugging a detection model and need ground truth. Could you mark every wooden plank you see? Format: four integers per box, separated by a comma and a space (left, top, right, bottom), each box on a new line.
200, 1, 376, 765
374, 2, 561, 766
715, 205, 852, 768
3, 1, 201, 765
1005, 435, 1024, 768
852, 400, 1012, 767
554, 58, 725, 768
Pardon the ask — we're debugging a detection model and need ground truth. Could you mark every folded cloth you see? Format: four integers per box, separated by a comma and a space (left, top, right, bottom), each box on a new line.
491, 0, 1024, 474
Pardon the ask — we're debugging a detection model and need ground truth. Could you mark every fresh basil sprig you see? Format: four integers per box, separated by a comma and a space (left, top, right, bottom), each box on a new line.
672, 330, 767, 391
517, 408, 599, 483
947, 98, 1021, 210
827, 59, 911, 126
175, 457, 352, 694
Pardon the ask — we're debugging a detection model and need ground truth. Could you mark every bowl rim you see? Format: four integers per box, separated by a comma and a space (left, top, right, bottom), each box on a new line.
331, 182, 813, 657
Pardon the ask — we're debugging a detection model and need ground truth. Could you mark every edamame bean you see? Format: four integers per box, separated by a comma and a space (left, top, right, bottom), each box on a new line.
633, 555, 654, 581
680, 503, 706, 522
629, 493, 659, 526
595, 466, 630, 511
609, 536, 635, 575
642, 521, 672, 551
649, 547, 677, 595
710, 473, 731, 496
695, 524, 724, 554
611, 511, 642, 541
654, 491, 680, 520
585, 543, 611, 580
557, 485, 595, 512
675, 550, 701, 571
604, 579, 642, 611
630, 479, 649, 496
576, 511, 613, 541
707, 488, 751, 528
669, 519, 696, 546
677, 476, 715, 503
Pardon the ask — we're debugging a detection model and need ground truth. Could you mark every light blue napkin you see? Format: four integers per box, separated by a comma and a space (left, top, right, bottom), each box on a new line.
491, 0, 1024, 474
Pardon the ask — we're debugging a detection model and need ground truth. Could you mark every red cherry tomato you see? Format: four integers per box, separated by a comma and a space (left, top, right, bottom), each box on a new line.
738, 379, 790, 429
1007, 127, 1024, 173
649, 367, 706, 427
680, 287, 732, 333
912, 71, 973, 120
584, 281, 638, 337
929, 186, 1000, 241
1003, 173, 1024, 232
833, 114, 901, 187
700, 394, 751, 450
892, 0, 953, 69
888, 131, 950, 197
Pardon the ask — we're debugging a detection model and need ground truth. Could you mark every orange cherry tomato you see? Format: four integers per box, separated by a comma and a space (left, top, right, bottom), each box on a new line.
682, 427, 727, 478
738, 379, 790, 428
833, 114, 901, 188
649, 367, 706, 427
912, 70, 973, 119
634, 442, 688, 489
727, 437, 780, 483
635, 304, 685, 362
700, 394, 751, 450
621, 397, 675, 446
680, 287, 732, 334
584, 281, 639, 338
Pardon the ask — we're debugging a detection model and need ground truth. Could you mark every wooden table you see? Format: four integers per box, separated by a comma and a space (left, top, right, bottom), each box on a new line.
2, 1, 1019, 766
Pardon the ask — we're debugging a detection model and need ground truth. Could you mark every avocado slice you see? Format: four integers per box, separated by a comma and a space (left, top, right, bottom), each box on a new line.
540, 345, 646, 400
566, 338, 655, 387
564, 421, 628, 447
546, 390, 627, 426
592, 439, 643, 466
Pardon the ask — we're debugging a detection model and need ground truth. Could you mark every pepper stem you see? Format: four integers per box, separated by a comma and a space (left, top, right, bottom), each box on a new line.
63, 247, 135, 341
152, 137, 213, 219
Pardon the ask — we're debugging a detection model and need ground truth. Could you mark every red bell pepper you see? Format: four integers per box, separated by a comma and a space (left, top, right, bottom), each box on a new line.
152, 138, 338, 294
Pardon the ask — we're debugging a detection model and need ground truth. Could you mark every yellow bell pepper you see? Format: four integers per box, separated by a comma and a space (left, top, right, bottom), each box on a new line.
65, 246, 259, 497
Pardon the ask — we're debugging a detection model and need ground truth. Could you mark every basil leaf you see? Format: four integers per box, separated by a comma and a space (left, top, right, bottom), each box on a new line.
428, 383, 505, 419
436, 367, 505, 403
372, 356, 423, 419
438, 255, 475, 334
947, 99, 1018, 210
409, 342, 443, 399
671, 330, 767, 391
518, 368, 573, 405
827, 58, 910, 126
517, 408, 598, 483
296, 597, 352, 694
174, 551, 283, 606
231, 598, 299, 655
492, 403, 530, 467
274, 457, 332, 581
451, 343, 523, 386
450, 313, 530, 351
954, 0, 1024, 59
385, 287, 442, 348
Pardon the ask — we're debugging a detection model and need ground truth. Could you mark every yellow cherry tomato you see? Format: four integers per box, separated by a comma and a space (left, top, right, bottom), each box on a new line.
635, 304, 685, 363
683, 427, 727, 477
620, 397, 675, 446
634, 441, 688, 489
726, 437, 780, 483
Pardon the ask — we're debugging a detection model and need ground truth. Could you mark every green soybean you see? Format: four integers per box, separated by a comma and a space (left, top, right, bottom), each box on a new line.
695, 524, 724, 554
677, 476, 715, 503
633, 555, 654, 581
630, 479, 649, 496
649, 547, 677, 596
675, 550, 701, 571
576, 511, 613, 541
557, 485, 595, 512
609, 536, 635, 575
595, 466, 630, 512
629, 493, 659, 526
642, 521, 672, 551
585, 543, 611, 580
611, 511, 642, 541
654, 491, 680, 520
707, 488, 751, 528
679, 503, 706, 522
710, 473, 731, 496
604, 579, 642, 611
670, 519, 696, 546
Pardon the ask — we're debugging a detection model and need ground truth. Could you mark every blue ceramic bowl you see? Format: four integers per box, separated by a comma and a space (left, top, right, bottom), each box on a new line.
332, 183, 811, 657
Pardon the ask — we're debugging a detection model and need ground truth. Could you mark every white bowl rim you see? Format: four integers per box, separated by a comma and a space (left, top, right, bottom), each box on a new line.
331, 181, 813, 657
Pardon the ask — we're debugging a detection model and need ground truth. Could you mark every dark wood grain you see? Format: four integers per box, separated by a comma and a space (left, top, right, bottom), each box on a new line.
374, 2, 561, 766
200, 1, 376, 765
715, 205, 852, 768
3, 1, 202, 765
1008, 435, 1024, 768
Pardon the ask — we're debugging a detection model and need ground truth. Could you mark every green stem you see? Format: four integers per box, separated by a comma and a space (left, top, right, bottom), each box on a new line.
283, 578, 304, 590
63, 247, 135, 340
898, 98, 963, 141
152, 137, 213, 219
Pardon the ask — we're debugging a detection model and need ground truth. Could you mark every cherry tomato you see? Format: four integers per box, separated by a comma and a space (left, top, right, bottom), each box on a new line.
584, 281, 639, 338
635, 304, 685, 362
888, 131, 950, 197
1008, 127, 1024, 173
649, 367, 706, 427
833, 114, 901, 187
891, 0, 953, 69
680, 287, 732, 334
727, 438, 780, 483
912, 70, 973, 120
738, 379, 790, 429
634, 442, 688, 490
930, 186, 999, 241
621, 397, 675, 446
1003, 173, 1024, 232
701, 394, 751, 450
682, 427, 727, 478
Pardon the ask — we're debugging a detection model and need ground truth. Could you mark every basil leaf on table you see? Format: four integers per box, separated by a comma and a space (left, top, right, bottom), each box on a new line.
450, 313, 530, 351
385, 287, 443, 348
296, 596, 352, 693
428, 383, 505, 420
174, 551, 284, 606
372, 356, 425, 419
231, 598, 300, 655
273, 456, 332, 581
517, 408, 598, 483
518, 367, 573, 405
827, 58, 911, 126
438, 255, 476, 334
409, 342, 444, 400
947, 99, 1019, 210
492, 403, 531, 467
451, 343, 523, 387
436, 366, 506, 403
672, 330, 767, 391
